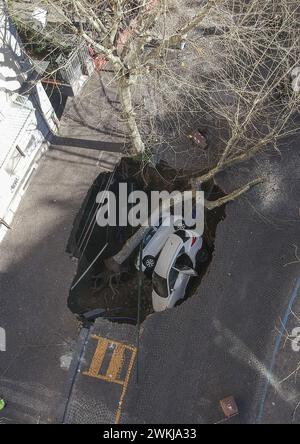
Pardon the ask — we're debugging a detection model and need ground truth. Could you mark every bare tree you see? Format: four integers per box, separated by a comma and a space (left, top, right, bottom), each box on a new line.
7, 0, 300, 267
132, 0, 300, 175
107, 0, 300, 268
8, 1, 299, 160
8, 0, 222, 154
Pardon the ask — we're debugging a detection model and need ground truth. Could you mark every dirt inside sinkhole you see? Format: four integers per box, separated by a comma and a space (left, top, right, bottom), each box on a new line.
66, 157, 226, 325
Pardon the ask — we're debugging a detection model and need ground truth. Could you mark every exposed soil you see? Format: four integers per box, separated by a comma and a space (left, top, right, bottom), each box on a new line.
66, 157, 227, 325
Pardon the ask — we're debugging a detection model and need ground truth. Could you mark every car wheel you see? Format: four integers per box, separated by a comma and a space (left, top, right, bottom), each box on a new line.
143, 255, 156, 270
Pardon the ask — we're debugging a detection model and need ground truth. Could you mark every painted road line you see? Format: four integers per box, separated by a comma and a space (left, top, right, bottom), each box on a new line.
83, 335, 137, 424
256, 277, 300, 424
106, 343, 126, 380
85, 335, 109, 378
115, 345, 137, 425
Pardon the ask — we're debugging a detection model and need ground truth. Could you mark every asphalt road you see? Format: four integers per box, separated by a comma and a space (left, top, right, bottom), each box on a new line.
64, 136, 300, 424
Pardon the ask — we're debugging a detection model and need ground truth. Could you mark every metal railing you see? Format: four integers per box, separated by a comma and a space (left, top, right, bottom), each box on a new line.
59, 44, 92, 86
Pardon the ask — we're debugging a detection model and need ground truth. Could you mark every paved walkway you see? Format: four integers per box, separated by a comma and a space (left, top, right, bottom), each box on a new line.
0, 73, 122, 423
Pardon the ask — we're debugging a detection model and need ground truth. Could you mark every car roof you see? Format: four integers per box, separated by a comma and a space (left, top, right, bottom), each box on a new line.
154, 234, 183, 278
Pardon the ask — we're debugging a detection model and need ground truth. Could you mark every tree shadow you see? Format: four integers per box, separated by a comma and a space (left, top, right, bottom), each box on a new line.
0, 199, 81, 424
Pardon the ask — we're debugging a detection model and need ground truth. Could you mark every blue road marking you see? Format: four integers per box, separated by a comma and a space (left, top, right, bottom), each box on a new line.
256, 277, 300, 423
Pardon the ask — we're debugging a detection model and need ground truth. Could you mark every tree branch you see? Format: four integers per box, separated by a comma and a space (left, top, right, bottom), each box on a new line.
144, 0, 221, 62
205, 177, 264, 210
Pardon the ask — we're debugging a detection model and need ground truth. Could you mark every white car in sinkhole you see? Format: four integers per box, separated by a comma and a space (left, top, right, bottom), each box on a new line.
152, 229, 207, 312
135, 215, 186, 274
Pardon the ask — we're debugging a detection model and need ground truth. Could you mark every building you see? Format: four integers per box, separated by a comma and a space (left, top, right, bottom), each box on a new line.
7, 0, 95, 99
0, 1, 57, 242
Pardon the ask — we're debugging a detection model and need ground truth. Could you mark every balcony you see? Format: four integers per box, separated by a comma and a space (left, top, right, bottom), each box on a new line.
11, 92, 35, 110
55, 44, 94, 96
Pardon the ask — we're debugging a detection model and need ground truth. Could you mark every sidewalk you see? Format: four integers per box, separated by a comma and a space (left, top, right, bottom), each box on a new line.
0, 73, 122, 423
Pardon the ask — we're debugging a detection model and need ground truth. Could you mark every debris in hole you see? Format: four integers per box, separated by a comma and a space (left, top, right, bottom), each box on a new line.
66, 158, 227, 324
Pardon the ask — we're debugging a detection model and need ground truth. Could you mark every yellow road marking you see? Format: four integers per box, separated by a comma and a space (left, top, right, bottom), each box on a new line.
106, 343, 125, 380
82, 335, 137, 424
115, 345, 136, 424
84, 336, 108, 377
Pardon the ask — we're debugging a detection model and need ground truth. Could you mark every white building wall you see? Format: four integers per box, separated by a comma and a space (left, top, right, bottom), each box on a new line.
0, 1, 57, 242
0, 3, 30, 91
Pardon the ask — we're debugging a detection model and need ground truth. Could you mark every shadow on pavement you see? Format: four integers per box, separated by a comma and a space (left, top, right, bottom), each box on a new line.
51, 135, 126, 153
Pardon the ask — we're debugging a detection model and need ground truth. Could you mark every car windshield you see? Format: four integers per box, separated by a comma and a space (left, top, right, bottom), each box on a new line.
169, 267, 179, 292
153, 271, 169, 298
143, 227, 157, 248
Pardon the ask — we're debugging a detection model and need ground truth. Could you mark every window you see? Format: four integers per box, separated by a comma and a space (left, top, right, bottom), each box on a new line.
153, 272, 169, 298
142, 227, 157, 248
168, 247, 188, 291
175, 253, 193, 269
169, 268, 179, 292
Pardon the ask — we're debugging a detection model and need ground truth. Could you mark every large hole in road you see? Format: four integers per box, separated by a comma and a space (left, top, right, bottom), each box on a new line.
66, 158, 226, 325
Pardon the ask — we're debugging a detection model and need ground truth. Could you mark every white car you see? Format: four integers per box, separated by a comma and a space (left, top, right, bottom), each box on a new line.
152, 230, 205, 312
135, 215, 185, 274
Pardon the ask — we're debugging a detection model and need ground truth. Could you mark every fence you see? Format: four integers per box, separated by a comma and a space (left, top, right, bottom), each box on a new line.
59, 44, 93, 87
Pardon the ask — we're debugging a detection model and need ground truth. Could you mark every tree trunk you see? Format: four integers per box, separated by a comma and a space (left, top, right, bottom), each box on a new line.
118, 77, 145, 154
204, 178, 263, 210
